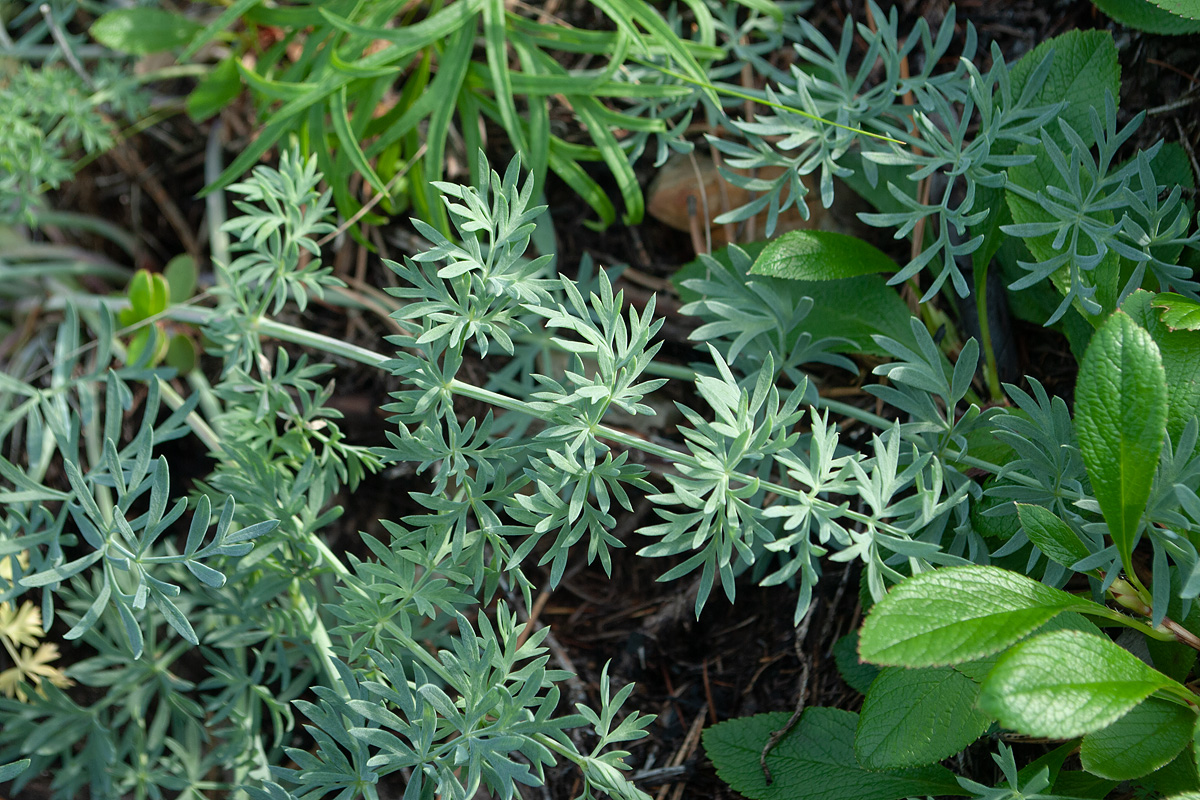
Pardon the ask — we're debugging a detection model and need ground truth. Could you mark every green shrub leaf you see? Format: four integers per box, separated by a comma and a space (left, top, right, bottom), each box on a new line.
1145, 0, 1200, 19
855, 667, 992, 769
703, 708, 962, 800
1015, 504, 1092, 570
1154, 292, 1200, 332
979, 629, 1184, 739
833, 632, 879, 694
1080, 697, 1195, 780
750, 230, 898, 282
1092, 0, 1200, 32
1125, 290, 1200, 442
858, 565, 1093, 667
91, 8, 203, 55
1007, 30, 1120, 149
1074, 309, 1168, 576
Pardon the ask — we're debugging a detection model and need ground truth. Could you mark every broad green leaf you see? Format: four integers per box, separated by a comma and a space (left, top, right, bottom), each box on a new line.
703, 709, 962, 800
979, 629, 1185, 739
833, 632, 879, 695
1146, 0, 1200, 19
1080, 697, 1195, 780
1007, 30, 1120, 150
673, 243, 916, 356
951, 611, 1102, 683
750, 230, 898, 282
186, 57, 243, 122
1074, 310, 1168, 575
163, 255, 197, 304
91, 8, 203, 54
858, 565, 1093, 668
1155, 292, 1200, 332
1016, 504, 1092, 570
855, 667, 992, 769
1125, 290, 1200, 442
1148, 747, 1200, 796
1092, 0, 1200, 32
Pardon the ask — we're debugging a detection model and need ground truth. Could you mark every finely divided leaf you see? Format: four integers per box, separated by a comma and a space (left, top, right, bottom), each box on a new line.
1080, 697, 1195, 780
751, 230, 898, 282
703, 709, 962, 800
855, 667, 992, 769
1074, 310, 1168, 576
979, 629, 1183, 739
858, 565, 1091, 667
1016, 504, 1092, 570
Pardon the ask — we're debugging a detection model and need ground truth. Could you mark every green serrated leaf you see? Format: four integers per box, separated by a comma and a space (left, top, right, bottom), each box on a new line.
1074, 309, 1168, 576
833, 632, 880, 695
1125, 290, 1200, 443
1154, 292, 1200, 332
1093, 0, 1200, 32
1080, 696, 1195, 780
855, 667, 992, 769
979, 629, 1185, 739
1007, 30, 1120, 150
858, 565, 1093, 668
1015, 504, 1092, 570
1145, 0, 1200, 19
91, 8, 203, 55
750, 230, 898, 282
702, 708, 962, 800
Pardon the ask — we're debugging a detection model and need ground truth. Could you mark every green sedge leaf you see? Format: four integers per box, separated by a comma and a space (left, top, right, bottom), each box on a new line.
1080, 697, 1195, 780
858, 565, 1093, 667
1074, 310, 1167, 577
703, 708, 962, 800
1016, 504, 1092, 570
91, 8, 203, 55
855, 667, 992, 769
979, 629, 1186, 739
751, 230, 898, 282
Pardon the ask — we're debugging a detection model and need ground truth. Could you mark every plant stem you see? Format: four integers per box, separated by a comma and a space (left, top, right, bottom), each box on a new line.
973, 258, 1004, 403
